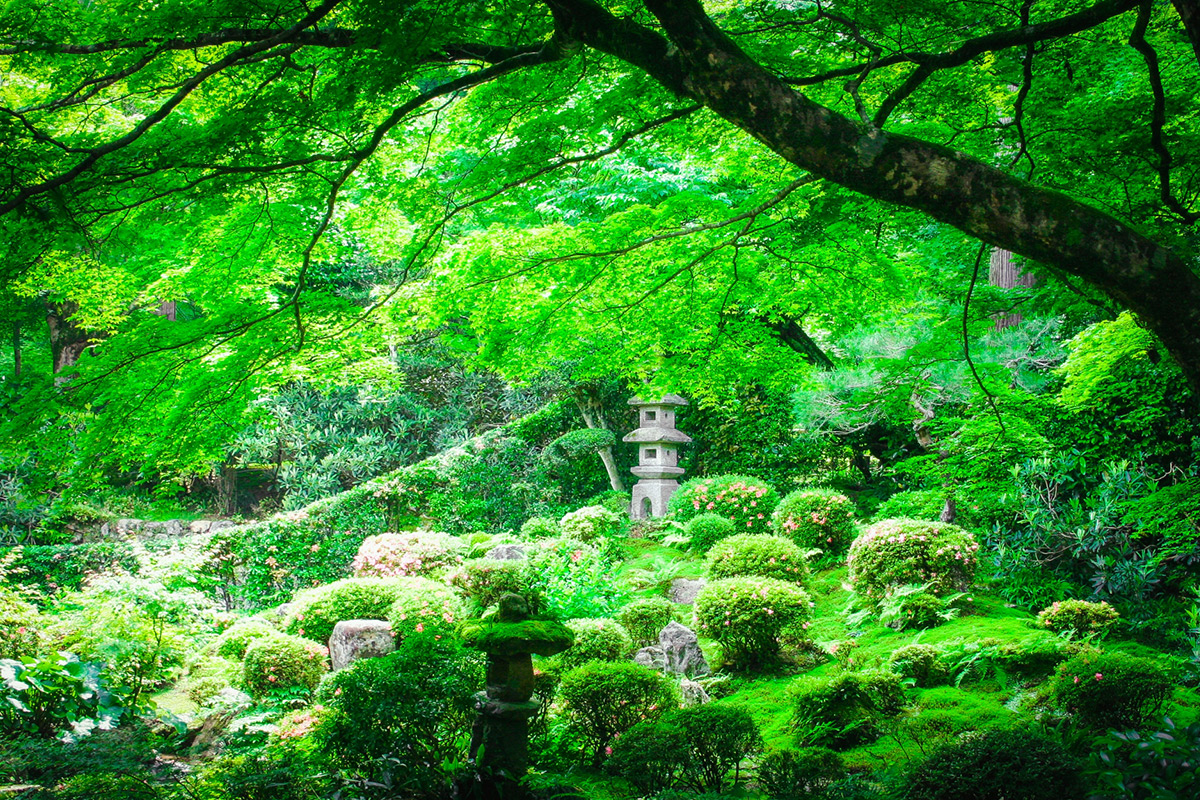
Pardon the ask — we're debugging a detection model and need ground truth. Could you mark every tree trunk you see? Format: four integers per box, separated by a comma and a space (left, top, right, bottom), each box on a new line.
217, 462, 238, 516
11, 320, 19, 381
550, 0, 1200, 392
989, 249, 1037, 330
911, 390, 956, 524
45, 300, 93, 379
573, 385, 626, 493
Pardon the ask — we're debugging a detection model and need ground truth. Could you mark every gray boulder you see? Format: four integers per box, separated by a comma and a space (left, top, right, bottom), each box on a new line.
670, 577, 706, 605
486, 544, 527, 561
659, 621, 710, 677
329, 619, 396, 671
680, 678, 711, 707
633, 645, 668, 672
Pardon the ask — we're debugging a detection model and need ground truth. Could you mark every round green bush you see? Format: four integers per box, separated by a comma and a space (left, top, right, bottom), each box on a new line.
519, 516, 559, 541
706, 534, 809, 585
558, 661, 678, 763
617, 598, 675, 646
559, 505, 624, 543
0, 586, 44, 660
897, 727, 1084, 800
669, 703, 762, 791
187, 675, 230, 706
888, 644, 947, 687
686, 513, 737, 553
385, 577, 464, 640
314, 637, 483, 773
554, 618, 633, 670
351, 531, 463, 578
668, 474, 779, 534
605, 718, 688, 793
757, 747, 845, 800
449, 557, 528, 610
213, 620, 278, 659
242, 633, 328, 697
284, 577, 413, 645
1036, 599, 1119, 638
771, 489, 857, 553
873, 489, 944, 523
694, 577, 812, 667
789, 671, 906, 747
1050, 650, 1173, 730
847, 519, 978, 599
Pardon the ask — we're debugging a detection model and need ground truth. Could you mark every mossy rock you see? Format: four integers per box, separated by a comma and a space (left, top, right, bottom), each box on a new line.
459, 619, 575, 657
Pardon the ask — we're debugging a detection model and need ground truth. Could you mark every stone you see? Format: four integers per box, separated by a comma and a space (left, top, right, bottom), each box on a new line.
189, 520, 213, 534
329, 619, 395, 671
634, 645, 668, 671
670, 577, 706, 605
659, 621, 710, 677
214, 687, 252, 707
680, 678, 711, 707
116, 518, 143, 533
486, 544, 527, 561
209, 520, 236, 532
142, 519, 184, 537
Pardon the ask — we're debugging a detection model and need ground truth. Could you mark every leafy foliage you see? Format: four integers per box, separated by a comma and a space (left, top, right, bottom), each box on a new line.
705, 533, 810, 584
694, 576, 812, 667
848, 520, 979, 599
669, 474, 779, 534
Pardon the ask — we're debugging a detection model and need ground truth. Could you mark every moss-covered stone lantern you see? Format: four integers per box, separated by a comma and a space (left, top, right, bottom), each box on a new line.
623, 394, 690, 519
459, 594, 573, 789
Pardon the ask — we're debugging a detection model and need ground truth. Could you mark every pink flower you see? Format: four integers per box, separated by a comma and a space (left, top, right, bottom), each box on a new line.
415, 623, 425, 633
605, 746, 614, 756
1074, 676, 1080, 684
267, 675, 277, 682
1095, 673, 1103, 681
310, 544, 320, 552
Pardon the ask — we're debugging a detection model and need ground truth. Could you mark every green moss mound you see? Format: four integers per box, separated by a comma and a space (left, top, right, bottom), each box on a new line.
459, 618, 574, 656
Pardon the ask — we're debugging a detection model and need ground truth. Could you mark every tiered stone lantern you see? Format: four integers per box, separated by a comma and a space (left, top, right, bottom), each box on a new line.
623, 394, 690, 519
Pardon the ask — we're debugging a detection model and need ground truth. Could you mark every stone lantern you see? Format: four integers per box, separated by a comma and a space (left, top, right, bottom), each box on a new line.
623, 394, 690, 519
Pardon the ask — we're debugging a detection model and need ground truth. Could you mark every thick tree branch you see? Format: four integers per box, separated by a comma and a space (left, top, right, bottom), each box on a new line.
545, 0, 1200, 390
1171, 0, 1200, 68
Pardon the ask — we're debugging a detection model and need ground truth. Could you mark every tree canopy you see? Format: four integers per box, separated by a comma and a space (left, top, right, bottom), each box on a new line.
2, 0, 1199, 483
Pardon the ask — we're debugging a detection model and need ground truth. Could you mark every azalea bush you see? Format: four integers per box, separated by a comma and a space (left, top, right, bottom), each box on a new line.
284, 577, 412, 644
1037, 599, 1120, 638
385, 578, 464, 641
706, 533, 809, 585
694, 577, 812, 667
668, 474, 778, 534
558, 660, 678, 764
1050, 651, 1173, 730
772, 489, 857, 554
241, 633, 328, 698
686, 513, 737, 553
351, 531, 463, 579
559, 505, 624, 544
848, 519, 979, 599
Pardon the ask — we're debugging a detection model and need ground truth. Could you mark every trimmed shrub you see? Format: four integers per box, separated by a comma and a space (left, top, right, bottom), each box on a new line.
0, 586, 44, 660
790, 671, 906, 747
847, 519, 978, 599
757, 747, 845, 800
668, 475, 779, 534
213, 620, 277, 660
605, 718, 688, 793
559, 505, 624, 544
1050, 651, 1173, 730
187, 675, 229, 707
1037, 599, 1119, 638
706, 534, 809, 585
519, 516, 559, 541
888, 644, 948, 687
449, 557, 528, 610
558, 661, 678, 763
385, 578, 464, 641
617, 598, 675, 647
351, 531, 463, 579
897, 727, 1084, 800
670, 703, 762, 791
694, 577, 812, 667
284, 577, 414, 644
772, 489, 856, 554
554, 618, 633, 671
242, 633, 328, 697
314, 637, 483, 787
686, 513, 737, 553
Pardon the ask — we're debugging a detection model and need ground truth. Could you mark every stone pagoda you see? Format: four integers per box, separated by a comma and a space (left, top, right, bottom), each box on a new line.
623, 394, 690, 518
